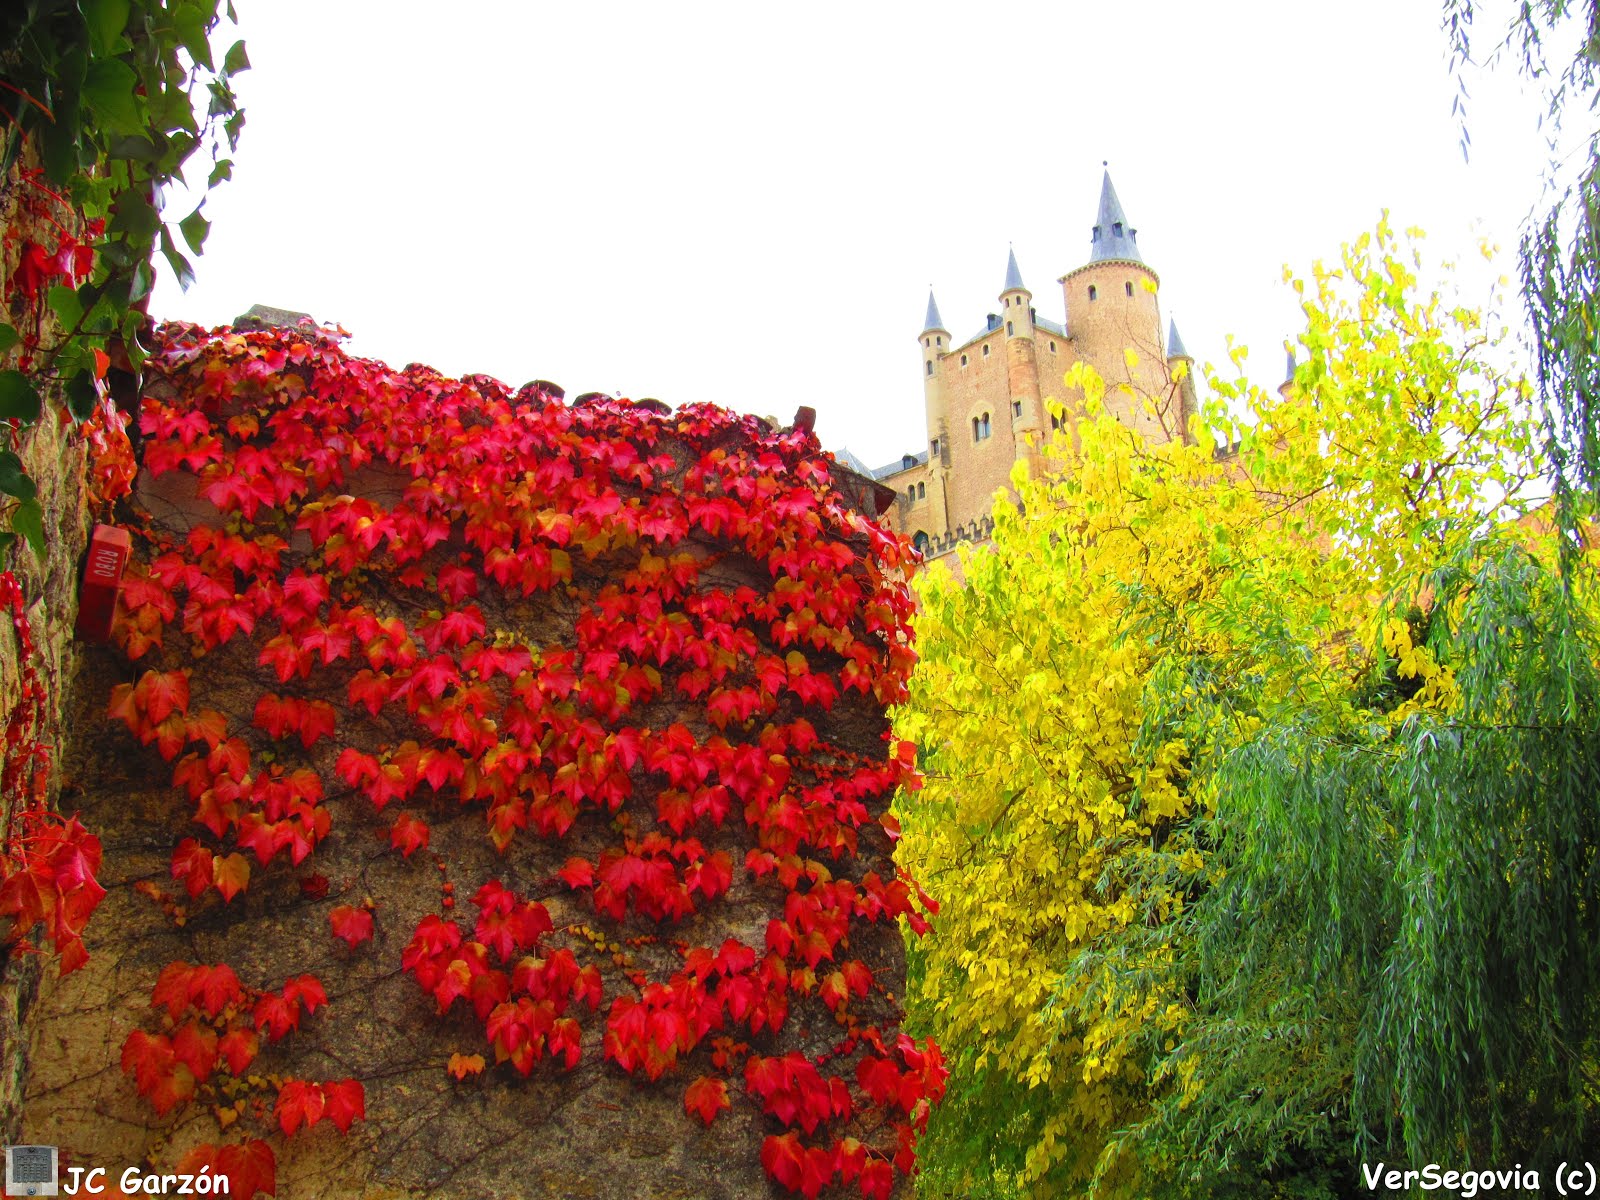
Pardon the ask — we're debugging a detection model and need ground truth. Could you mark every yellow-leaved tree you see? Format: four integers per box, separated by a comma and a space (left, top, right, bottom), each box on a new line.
895, 221, 1598, 1198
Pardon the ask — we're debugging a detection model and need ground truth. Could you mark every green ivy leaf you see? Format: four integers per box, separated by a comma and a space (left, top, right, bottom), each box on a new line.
208, 159, 233, 187
84, 0, 132, 57
173, 6, 215, 70
0, 325, 19, 355
65, 371, 99, 422
83, 58, 145, 136
49, 284, 85, 331
0, 372, 43, 422
160, 227, 197, 291
223, 39, 251, 75
179, 206, 210, 255
0, 452, 38, 502
11, 497, 46, 559
40, 49, 88, 185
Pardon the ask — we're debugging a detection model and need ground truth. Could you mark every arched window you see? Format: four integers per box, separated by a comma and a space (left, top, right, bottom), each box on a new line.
1113, 222, 1123, 237
1088, 285, 1098, 301
912, 531, 930, 555
931, 437, 940, 456
982, 344, 990, 357
1125, 281, 1134, 297
1049, 340, 1057, 352
960, 353, 968, 367
925, 361, 933, 376
1006, 321, 1014, 336
1051, 412, 1062, 430
917, 482, 925, 499
1012, 400, 1022, 416
973, 413, 991, 442
972, 416, 980, 440
936, 336, 942, 345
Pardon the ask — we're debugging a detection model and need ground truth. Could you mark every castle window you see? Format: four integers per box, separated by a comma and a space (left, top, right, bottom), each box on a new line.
972, 414, 991, 442
982, 344, 990, 358
1049, 340, 1057, 352
1125, 281, 1134, 297
936, 336, 942, 345
1051, 412, 1062, 430
960, 353, 968, 367
1113, 222, 1123, 236
1088, 285, 1098, 301
1030, 307, 1037, 322
912, 531, 930, 555
1006, 321, 1013, 336
917, 482, 926, 499
926, 361, 933, 376
931, 438, 940, 456
1003, 297, 1009, 307
1092, 227, 1102, 241
1012, 400, 1022, 417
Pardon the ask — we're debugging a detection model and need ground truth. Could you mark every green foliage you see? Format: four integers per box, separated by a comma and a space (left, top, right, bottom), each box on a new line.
1444, 0, 1600, 529
896, 225, 1597, 1196
0, 0, 245, 552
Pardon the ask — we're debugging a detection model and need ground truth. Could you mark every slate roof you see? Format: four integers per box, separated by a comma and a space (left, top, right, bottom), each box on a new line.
1088, 169, 1144, 264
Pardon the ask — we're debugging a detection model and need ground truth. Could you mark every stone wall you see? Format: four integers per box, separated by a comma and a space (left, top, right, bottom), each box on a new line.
0, 147, 98, 1143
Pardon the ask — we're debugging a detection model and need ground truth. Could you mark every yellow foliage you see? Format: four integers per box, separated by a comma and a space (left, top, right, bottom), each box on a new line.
894, 221, 1545, 1196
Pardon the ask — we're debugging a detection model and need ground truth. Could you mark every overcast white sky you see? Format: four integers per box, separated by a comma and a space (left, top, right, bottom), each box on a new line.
151, 0, 1563, 468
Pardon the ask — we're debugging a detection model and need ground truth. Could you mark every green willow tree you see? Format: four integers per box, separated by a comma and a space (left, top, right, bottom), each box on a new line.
1444, 0, 1600, 522
896, 225, 1600, 1198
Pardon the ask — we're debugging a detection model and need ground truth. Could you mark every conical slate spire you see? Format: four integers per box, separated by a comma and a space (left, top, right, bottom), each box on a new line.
1003, 246, 1026, 293
1167, 318, 1190, 359
1089, 168, 1144, 264
1285, 343, 1296, 383
922, 289, 946, 332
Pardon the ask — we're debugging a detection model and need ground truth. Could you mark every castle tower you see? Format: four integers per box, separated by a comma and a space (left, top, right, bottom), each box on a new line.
1000, 248, 1044, 469
1060, 168, 1168, 440
1166, 318, 1199, 444
919, 290, 952, 531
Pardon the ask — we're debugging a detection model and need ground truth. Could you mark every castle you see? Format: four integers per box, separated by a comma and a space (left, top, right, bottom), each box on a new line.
837, 169, 1201, 562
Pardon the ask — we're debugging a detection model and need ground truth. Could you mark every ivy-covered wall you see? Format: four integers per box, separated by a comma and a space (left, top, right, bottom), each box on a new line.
16, 318, 938, 1199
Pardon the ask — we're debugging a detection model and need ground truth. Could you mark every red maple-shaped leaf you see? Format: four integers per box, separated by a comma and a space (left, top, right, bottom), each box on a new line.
274, 1078, 325, 1135
447, 1052, 486, 1079
760, 1132, 805, 1192
283, 973, 328, 1016
558, 857, 594, 889
321, 1078, 366, 1132
151, 962, 199, 1018
683, 1075, 730, 1127
858, 1159, 894, 1200
171, 1021, 218, 1082
134, 668, 191, 724
297, 699, 337, 748
389, 812, 430, 858
212, 851, 250, 901
216, 1139, 277, 1199
170, 839, 214, 899
329, 904, 374, 947
219, 1027, 259, 1075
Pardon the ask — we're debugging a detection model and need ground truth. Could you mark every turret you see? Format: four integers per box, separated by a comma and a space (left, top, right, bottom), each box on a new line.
999, 248, 1043, 464
1060, 167, 1167, 439
1166, 318, 1198, 444
919, 290, 953, 523
1280, 342, 1296, 400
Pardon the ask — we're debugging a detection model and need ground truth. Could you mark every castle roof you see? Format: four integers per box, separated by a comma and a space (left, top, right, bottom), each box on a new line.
1089, 169, 1144, 265
1003, 247, 1026, 293
922, 290, 947, 333
1167, 319, 1190, 359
